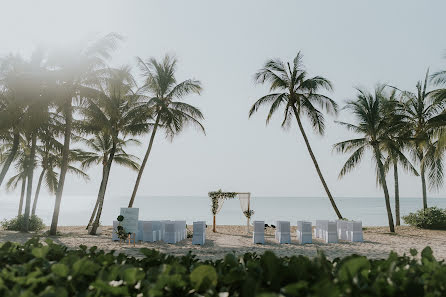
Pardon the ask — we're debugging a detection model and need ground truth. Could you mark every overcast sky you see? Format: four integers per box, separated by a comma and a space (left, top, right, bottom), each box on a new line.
1, 0, 446, 200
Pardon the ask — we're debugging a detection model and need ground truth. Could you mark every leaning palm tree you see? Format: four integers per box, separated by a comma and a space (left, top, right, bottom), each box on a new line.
47, 33, 121, 235
334, 85, 406, 232
249, 52, 343, 219
127, 54, 204, 208
81, 66, 148, 234
79, 133, 140, 229
399, 70, 446, 209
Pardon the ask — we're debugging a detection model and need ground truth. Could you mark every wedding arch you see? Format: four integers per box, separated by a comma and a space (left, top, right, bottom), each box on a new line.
208, 190, 252, 232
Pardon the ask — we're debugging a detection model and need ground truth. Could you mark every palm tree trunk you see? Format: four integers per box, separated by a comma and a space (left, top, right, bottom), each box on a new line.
18, 177, 26, 216
373, 145, 395, 232
23, 132, 37, 232
0, 131, 20, 188
420, 165, 428, 210
90, 143, 116, 235
86, 161, 107, 229
31, 168, 46, 216
50, 100, 72, 235
292, 106, 343, 219
128, 114, 160, 208
393, 161, 400, 226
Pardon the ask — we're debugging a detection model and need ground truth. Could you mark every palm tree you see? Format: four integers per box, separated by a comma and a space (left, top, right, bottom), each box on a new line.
5, 136, 30, 216
79, 133, 140, 229
127, 54, 204, 208
399, 70, 446, 209
80, 66, 147, 234
31, 122, 89, 216
47, 33, 121, 235
0, 55, 27, 188
249, 52, 343, 219
334, 85, 406, 232
381, 89, 418, 226
7, 49, 51, 232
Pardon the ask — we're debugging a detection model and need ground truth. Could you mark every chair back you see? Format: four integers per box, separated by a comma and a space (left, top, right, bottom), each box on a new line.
279, 221, 290, 233
143, 221, 153, 232
193, 221, 205, 233
254, 221, 264, 233
165, 222, 175, 232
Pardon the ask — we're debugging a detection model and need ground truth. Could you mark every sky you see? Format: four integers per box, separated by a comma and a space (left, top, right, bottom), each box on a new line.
1, 0, 446, 200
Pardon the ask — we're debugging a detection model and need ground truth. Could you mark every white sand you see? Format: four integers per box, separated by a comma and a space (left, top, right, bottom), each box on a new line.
1, 225, 446, 261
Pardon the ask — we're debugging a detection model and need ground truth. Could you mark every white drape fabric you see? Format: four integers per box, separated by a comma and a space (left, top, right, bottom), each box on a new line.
238, 193, 250, 213
216, 199, 225, 214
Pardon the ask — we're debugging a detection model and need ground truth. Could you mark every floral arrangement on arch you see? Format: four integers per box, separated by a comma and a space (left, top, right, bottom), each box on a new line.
243, 209, 255, 219
115, 215, 128, 241
208, 189, 237, 215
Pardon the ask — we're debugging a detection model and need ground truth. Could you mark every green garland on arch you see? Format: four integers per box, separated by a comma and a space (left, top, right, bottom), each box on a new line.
208, 189, 237, 215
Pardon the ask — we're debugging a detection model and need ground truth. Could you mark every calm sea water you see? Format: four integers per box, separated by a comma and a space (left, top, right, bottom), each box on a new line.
2, 195, 446, 227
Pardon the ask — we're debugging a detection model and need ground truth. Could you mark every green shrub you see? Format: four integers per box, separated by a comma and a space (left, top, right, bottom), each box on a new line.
0, 238, 445, 296
1, 215, 45, 232
403, 207, 446, 229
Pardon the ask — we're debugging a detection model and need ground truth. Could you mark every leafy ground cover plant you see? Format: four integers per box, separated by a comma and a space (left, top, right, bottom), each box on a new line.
0, 215, 45, 232
0, 238, 445, 296
403, 207, 446, 229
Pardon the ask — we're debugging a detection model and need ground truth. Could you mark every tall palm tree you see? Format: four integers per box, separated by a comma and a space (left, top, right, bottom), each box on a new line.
399, 70, 446, 209
7, 49, 51, 232
0, 55, 27, 188
430, 55, 446, 163
381, 89, 418, 226
5, 136, 30, 216
249, 52, 343, 219
127, 54, 204, 208
79, 133, 140, 229
31, 123, 89, 216
334, 85, 406, 232
81, 66, 147, 234
47, 33, 121, 235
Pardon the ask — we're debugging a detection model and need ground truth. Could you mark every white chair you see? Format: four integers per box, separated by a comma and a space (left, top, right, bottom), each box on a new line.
178, 220, 186, 240
315, 220, 328, 239
112, 220, 119, 241
192, 221, 206, 245
142, 221, 157, 242
159, 220, 170, 241
164, 222, 177, 244
347, 221, 363, 242
151, 221, 161, 241
324, 221, 338, 243
253, 220, 265, 244
336, 220, 348, 241
136, 220, 144, 242
297, 221, 312, 244
276, 221, 291, 244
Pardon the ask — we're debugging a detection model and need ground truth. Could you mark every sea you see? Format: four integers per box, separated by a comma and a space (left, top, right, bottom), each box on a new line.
2, 195, 446, 227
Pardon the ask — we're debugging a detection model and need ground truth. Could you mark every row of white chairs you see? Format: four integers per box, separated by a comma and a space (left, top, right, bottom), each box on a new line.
113, 220, 207, 245
113, 220, 186, 244
253, 220, 363, 244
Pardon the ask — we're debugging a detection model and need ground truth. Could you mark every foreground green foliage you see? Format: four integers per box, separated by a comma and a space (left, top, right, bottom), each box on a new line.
1, 215, 45, 232
403, 207, 446, 229
0, 238, 446, 296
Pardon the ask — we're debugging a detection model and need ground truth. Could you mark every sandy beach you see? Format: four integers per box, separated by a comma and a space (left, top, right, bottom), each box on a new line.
1, 225, 446, 261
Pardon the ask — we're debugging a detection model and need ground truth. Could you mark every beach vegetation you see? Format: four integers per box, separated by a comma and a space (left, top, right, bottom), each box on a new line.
403, 207, 446, 229
1, 215, 45, 232
1, 238, 446, 296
